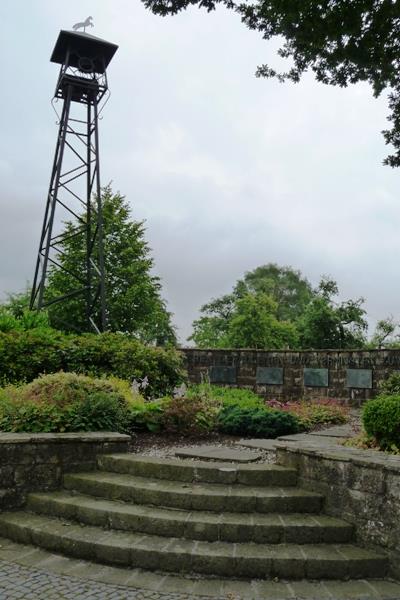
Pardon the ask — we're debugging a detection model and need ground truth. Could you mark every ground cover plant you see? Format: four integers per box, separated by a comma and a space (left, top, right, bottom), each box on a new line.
266, 398, 349, 431
130, 384, 304, 438
129, 383, 351, 437
217, 404, 300, 438
0, 372, 145, 434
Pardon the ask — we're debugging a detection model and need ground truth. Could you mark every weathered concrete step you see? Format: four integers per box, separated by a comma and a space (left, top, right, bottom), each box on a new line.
98, 453, 298, 486
63, 471, 323, 513
26, 491, 353, 543
0, 535, 398, 599
0, 511, 388, 580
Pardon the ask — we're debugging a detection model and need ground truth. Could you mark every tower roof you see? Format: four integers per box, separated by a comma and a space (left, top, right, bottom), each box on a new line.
51, 30, 118, 73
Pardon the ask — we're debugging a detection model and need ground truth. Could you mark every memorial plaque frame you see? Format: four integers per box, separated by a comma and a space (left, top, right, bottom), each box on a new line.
346, 369, 372, 389
256, 367, 284, 385
304, 368, 329, 387
209, 366, 237, 384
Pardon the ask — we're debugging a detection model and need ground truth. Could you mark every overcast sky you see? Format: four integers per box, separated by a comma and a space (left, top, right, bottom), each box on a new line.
1, 0, 399, 344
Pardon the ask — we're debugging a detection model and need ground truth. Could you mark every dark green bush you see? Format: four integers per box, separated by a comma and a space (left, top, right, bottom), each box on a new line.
129, 400, 166, 433
0, 372, 133, 433
363, 394, 400, 450
128, 392, 220, 436
0, 329, 185, 396
162, 395, 219, 436
378, 373, 400, 396
218, 404, 301, 438
65, 392, 128, 432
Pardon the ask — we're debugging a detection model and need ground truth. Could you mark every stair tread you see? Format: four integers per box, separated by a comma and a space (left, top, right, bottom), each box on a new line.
28, 490, 350, 528
0, 534, 396, 598
102, 453, 295, 472
98, 453, 298, 486
0, 511, 385, 560
64, 471, 318, 498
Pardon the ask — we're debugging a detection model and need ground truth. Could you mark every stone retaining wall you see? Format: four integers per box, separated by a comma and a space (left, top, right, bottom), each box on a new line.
182, 348, 400, 403
0, 432, 130, 509
275, 441, 400, 579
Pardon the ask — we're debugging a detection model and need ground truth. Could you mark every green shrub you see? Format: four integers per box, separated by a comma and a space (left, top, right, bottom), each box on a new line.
378, 373, 400, 396
363, 394, 400, 450
162, 394, 220, 436
129, 400, 166, 433
0, 401, 64, 433
128, 391, 221, 436
0, 309, 50, 333
65, 392, 128, 432
0, 372, 131, 433
218, 404, 300, 438
0, 330, 185, 396
265, 399, 348, 430
9, 372, 122, 408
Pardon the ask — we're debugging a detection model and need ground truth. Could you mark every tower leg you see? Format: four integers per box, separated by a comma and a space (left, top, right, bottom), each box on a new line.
30, 82, 107, 333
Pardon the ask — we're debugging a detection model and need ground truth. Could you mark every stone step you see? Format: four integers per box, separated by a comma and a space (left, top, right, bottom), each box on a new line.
0, 535, 399, 599
97, 453, 298, 486
63, 471, 323, 513
0, 511, 388, 580
26, 491, 353, 543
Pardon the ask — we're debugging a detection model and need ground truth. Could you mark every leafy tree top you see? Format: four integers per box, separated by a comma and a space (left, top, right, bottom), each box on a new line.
45, 186, 176, 345
142, 0, 400, 166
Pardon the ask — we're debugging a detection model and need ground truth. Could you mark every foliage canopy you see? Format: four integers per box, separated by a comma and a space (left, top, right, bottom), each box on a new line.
45, 186, 176, 345
142, 0, 400, 166
190, 264, 368, 349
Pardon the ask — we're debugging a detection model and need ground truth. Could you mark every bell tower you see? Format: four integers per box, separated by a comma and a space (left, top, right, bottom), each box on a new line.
30, 29, 118, 332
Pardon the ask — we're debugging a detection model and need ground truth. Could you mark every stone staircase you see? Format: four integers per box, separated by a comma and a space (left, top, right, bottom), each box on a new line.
0, 452, 397, 597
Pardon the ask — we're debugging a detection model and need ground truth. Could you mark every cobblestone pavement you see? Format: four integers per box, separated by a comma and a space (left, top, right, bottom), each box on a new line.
0, 559, 214, 600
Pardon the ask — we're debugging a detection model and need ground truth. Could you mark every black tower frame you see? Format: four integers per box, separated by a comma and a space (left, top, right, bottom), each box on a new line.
30, 31, 118, 332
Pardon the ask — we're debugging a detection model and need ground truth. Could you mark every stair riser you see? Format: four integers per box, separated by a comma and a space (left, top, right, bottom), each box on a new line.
0, 519, 387, 580
63, 476, 322, 514
97, 456, 298, 487
26, 497, 352, 544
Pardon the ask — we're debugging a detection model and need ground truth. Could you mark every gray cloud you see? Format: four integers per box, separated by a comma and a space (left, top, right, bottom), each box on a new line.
0, 0, 399, 343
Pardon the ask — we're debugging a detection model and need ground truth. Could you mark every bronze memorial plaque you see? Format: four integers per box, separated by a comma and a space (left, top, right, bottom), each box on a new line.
304, 368, 329, 387
346, 369, 372, 389
256, 367, 284, 385
209, 366, 237, 384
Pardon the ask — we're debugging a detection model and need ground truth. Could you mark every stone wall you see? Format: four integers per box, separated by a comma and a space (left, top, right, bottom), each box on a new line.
275, 441, 400, 578
0, 432, 130, 510
182, 348, 400, 403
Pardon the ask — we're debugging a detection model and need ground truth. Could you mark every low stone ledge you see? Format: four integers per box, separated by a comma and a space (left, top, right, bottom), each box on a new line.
0, 432, 130, 510
0, 432, 130, 444
275, 440, 400, 473
275, 440, 400, 579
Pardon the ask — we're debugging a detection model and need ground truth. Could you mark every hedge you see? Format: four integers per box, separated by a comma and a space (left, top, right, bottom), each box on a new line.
0, 329, 185, 397
363, 394, 400, 450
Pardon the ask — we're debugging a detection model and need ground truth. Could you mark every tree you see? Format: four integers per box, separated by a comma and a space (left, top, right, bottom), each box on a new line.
297, 277, 368, 349
227, 293, 299, 349
142, 0, 400, 166
45, 187, 176, 345
190, 263, 307, 348
235, 263, 313, 321
190, 263, 314, 347
369, 317, 400, 348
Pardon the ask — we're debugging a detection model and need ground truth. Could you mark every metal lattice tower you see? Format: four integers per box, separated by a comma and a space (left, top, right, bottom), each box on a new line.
30, 30, 118, 332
